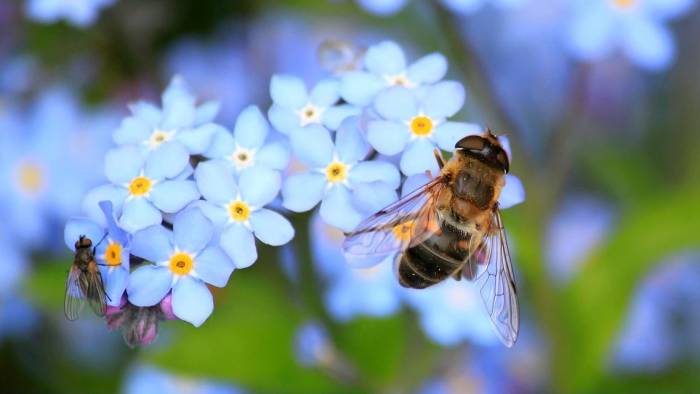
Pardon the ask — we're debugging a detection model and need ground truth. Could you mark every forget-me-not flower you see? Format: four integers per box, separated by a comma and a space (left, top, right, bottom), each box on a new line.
113, 76, 221, 155
403, 279, 499, 346
193, 161, 295, 269
267, 75, 359, 135
127, 208, 234, 327
566, 0, 696, 71
85, 143, 199, 233
440, 0, 527, 14
204, 105, 290, 173
340, 41, 448, 106
282, 117, 400, 232
311, 213, 402, 320
367, 82, 479, 175
123, 364, 246, 394
25, 0, 116, 27
64, 201, 131, 306
355, 0, 408, 15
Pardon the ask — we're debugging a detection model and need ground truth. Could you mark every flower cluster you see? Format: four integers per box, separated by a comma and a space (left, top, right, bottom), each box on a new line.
65, 40, 526, 348
65, 77, 294, 339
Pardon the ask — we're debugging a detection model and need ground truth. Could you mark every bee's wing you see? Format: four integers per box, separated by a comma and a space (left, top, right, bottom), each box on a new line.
342, 176, 447, 267
475, 207, 520, 347
64, 265, 86, 321
86, 262, 108, 317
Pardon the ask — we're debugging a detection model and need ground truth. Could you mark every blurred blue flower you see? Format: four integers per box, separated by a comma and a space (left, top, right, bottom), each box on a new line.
566, 0, 696, 71
355, 0, 408, 15
294, 321, 334, 367
340, 41, 448, 106
311, 213, 403, 320
403, 279, 498, 346
546, 195, 614, 285
282, 118, 400, 231
267, 75, 359, 135
204, 105, 290, 173
113, 76, 221, 155
25, 0, 115, 27
123, 365, 245, 394
612, 253, 700, 372
165, 35, 259, 125
367, 82, 479, 175
127, 208, 234, 327
193, 161, 294, 269
440, 0, 527, 14
0, 87, 115, 247
86, 143, 199, 233
64, 201, 132, 306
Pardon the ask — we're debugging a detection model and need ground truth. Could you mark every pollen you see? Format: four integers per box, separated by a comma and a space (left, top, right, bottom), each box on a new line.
147, 129, 174, 150
128, 176, 152, 196
612, 0, 635, 9
298, 104, 323, 126
228, 200, 251, 222
325, 162, 347, 183
410, 116, 433, 137
16, 160, 45, 195
169, 252, 194, 276
104, 241, 122, 266
392, 221, 415, 242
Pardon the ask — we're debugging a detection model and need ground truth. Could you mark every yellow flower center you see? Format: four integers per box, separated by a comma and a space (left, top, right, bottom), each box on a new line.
299, 104, 323, 126
17, 161, 45, 195
228, 201, 250, 222
128, 176, 152, 196
612, 0, 636, 9
392, 221, 415, 242
325, 162, 347, 183
385, 74, 414, 88
147, 129, 174, 149
104, 242, 122, 266
169, 252, 194, 275
410, 116, 433, 137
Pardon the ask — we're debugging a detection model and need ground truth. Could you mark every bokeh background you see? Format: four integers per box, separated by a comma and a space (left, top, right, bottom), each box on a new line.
1, 0, 700, 393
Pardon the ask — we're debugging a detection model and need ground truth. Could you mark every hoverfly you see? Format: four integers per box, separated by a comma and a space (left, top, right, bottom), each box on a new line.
65, 235, 109, 320
343, 130, 520, 347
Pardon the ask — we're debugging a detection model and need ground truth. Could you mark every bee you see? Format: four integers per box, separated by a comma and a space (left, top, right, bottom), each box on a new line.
65, 235, 109, 321
343, 130, 519, 347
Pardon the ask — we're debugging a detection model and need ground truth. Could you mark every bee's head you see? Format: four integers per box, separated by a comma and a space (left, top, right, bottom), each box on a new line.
75, 235, 92, 250
455, 132, 510, 173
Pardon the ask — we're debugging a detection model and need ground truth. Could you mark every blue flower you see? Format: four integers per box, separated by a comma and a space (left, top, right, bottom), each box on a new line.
25, 0, 115, 27
113, 76, 221, 155
282, 118, 400, 231
439, 0, 527, 14
0, 229, 28, 301
566, 0, 695, 71
267, 75, 359, 135
339, 41, 448, 106
294, 321, 335, 367
203, 105, 290, 173
127, 208, 234, 327
0, 87, 115, 247
64, 201, 132, 306
193, 161, 294, 269
123, 364, 246, 394
355, 0, 408, 15
367, 82, 478, 176
85, 143, 199, 233
403, 279, 498, 346
311, 213, 402, 320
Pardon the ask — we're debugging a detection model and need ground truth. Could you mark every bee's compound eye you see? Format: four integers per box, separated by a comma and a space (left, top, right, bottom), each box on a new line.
495, 149, 510, 173
455, 135, 486, 151
76, 236, 92, 249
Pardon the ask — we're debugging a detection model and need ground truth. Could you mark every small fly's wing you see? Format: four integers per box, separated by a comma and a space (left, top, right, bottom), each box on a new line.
85, 261, 108, 317
64, 265, 86, 321
474, 207, 520, 347
342, 176, 446, 267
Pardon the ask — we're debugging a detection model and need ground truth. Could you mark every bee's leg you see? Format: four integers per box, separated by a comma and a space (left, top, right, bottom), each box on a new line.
433, 148, 445, 169
93, 233, 109, 254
